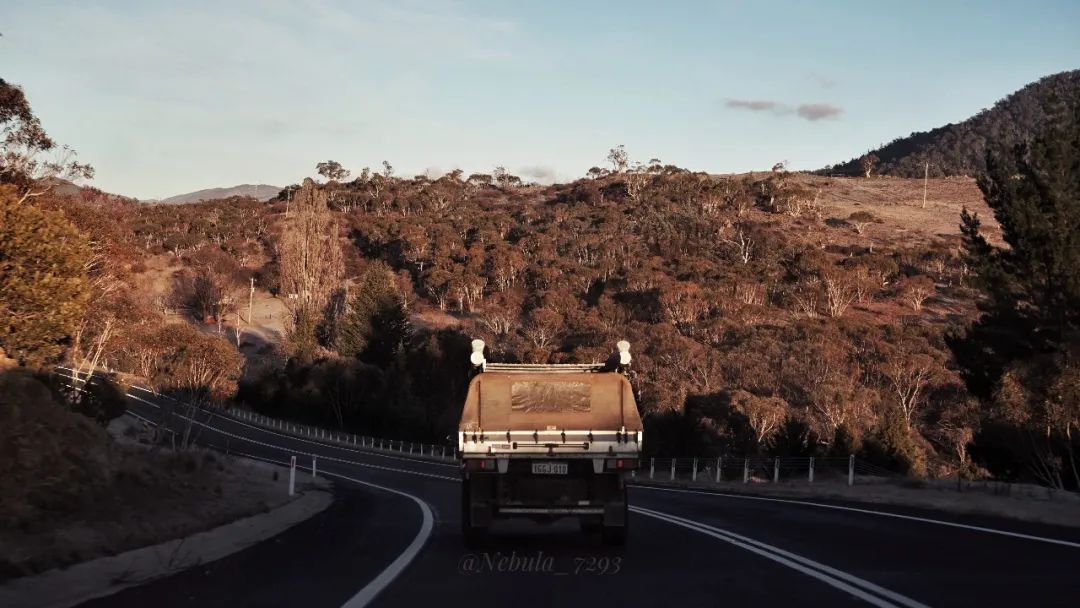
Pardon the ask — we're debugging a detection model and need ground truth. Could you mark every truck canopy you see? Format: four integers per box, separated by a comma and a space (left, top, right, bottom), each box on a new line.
459, 371, 643, 433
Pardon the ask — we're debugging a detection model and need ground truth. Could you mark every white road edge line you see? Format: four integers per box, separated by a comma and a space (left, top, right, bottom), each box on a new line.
333, 472, 434, 608
632, 505, 929, 608
221, 450, 435, 608
632, 484, 1080, 549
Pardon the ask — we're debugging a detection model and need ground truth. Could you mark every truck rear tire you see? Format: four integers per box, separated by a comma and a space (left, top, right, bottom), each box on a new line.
602, 523, 627, 546
601, 487, 628, 546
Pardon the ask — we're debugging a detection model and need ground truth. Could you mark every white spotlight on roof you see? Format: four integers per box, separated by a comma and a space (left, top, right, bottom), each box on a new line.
470, 339, 487, 367
617, 340, 631, 365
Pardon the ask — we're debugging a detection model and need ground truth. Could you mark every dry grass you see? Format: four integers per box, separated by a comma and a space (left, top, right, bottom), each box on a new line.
805, 174, 1003, 248
0, 442, 291, 581
0, 371, 292, 581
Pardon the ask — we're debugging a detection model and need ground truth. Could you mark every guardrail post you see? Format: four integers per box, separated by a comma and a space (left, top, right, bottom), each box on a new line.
773, 458, 779, 483
716, 456, 722, 483
670, 459, 676, 481
289, 456, 296, 496
692, 457, 698, 482
743, 458, 749, 483
848, 454, 855, 486
312, 455, 317, 479
649, 457, 655, 480
808, 457, 814, 483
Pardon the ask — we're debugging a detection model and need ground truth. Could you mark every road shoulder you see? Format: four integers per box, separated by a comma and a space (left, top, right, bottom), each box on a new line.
0, 467, 331, 608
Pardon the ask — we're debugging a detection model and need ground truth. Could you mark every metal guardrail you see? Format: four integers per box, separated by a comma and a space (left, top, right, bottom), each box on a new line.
223, 407, 459, 462
221, 408, 901, 486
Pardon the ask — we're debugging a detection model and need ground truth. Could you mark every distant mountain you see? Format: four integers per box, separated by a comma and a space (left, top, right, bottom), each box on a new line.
156, 184, 281, 205
37, 178, 136, 203
827, 70, 1080, 177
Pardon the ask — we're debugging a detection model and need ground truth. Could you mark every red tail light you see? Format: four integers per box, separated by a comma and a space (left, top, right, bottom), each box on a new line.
606, 458, 638, 470
464, 459, 495, 471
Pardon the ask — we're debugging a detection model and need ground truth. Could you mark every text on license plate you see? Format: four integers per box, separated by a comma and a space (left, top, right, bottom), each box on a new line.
531, 462, 568, 475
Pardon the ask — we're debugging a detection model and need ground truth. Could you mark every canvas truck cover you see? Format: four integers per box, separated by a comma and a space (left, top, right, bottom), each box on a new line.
458, 372, 643, 433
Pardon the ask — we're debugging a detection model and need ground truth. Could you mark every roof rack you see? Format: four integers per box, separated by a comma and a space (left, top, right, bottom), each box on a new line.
469, 340, 631, 374
483, 362, 606, 374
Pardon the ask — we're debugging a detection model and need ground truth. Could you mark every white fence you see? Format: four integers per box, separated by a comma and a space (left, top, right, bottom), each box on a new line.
635, 456, 899, 487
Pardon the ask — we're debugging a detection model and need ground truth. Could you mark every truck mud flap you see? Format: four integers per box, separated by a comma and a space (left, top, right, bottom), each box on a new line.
603, 501, 627, 526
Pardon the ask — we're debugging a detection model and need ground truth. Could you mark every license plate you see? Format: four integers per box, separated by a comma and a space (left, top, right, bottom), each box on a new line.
532, 462, 568, 475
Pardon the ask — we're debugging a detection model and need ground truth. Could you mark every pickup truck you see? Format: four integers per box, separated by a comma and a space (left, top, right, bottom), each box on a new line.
458, 340, 643, 545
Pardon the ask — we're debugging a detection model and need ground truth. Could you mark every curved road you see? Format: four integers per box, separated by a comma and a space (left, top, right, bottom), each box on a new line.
67, 380, 1080, 608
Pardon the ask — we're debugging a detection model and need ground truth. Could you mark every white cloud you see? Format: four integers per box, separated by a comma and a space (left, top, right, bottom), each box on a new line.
518, 165, 557, 184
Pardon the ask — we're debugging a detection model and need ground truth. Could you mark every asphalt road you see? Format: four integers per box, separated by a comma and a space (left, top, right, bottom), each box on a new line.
64, 376, 1080, 608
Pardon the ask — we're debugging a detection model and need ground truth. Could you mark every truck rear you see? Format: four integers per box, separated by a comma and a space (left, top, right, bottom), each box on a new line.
458, 341, 642, 545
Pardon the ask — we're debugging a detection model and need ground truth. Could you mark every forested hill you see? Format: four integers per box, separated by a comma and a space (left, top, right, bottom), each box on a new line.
826, 69, 1080, 177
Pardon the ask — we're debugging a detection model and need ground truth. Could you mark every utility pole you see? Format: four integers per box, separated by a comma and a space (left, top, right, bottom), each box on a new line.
922, 161, 929, 209
248, 277, 255, 325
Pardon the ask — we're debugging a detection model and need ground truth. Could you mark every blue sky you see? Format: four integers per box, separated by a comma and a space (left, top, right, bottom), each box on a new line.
2, 0, 1078, 199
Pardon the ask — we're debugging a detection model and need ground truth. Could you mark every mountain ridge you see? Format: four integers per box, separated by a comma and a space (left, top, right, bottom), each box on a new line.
826, 69, 1080, 177
153, 184, 282, 205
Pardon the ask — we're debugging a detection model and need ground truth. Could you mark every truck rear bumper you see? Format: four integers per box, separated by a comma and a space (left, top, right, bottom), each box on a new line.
499, 507, 606, 515
463, 469, 628, 526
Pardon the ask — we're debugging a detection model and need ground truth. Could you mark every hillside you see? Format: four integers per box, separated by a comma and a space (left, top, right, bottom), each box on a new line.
827, 69, 1080, 177
156, 184, 281, 205
25, 166, 1002, 480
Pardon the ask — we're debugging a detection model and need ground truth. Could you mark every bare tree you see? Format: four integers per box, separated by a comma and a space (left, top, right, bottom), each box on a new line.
277, 180, 344, 346
859, 153, 879, 178
479, 309, 517, 336
625, 167, 649, 202
903, 276, 935, 311
880, 350, 936, 427
848, 211, 877, 235
523, 308, 564, 351
723, 224, 754, 265
822, 270, 856, 318
607, 145, 629, 173
731, 390, 787, 448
